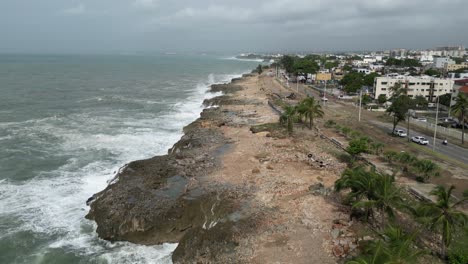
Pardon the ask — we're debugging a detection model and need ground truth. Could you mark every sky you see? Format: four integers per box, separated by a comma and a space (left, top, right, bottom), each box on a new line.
1, 0, 467, 54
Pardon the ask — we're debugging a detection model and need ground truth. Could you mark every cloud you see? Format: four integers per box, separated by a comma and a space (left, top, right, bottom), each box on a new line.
133, 0, 159, 10
62, 3, 86, 15
1, 0, 467, 53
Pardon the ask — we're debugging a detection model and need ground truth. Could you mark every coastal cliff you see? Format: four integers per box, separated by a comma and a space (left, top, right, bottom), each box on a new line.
86, 75, 263, 263
87, 73, 342, 263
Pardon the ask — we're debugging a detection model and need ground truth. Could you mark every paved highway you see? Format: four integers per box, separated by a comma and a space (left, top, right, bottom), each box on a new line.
371, 120, 468, 164
276, 79, 468, 164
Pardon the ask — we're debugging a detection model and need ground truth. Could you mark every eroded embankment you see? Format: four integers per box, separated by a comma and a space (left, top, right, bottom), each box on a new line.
86, 75, 263, 263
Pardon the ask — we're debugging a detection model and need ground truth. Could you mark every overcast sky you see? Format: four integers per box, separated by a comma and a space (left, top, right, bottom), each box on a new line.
1, 0, 467, 54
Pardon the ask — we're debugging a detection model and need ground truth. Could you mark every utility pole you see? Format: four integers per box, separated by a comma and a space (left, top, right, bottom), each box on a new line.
324, 81, 327, 107
296, 76, 299, 93
358, 89, 362, 122
407, 110, 411, 142
433, 96, 440, 151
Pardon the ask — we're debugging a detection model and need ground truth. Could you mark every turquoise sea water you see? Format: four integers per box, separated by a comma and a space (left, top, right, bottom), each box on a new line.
0, 54, 259, 263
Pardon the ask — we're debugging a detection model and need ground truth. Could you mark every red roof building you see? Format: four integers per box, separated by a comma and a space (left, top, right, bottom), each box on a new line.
459, 85, 468, 94
454, 78, 468, 86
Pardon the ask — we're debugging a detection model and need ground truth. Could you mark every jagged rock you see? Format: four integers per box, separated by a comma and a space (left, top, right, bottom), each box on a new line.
332, 245, 344, 257
252, 168, 260, 174
331, 229, 340, 239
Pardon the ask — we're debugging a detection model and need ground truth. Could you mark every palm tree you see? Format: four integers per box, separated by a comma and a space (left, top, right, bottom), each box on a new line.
417, 185, 468, 257
370, 142, 385, 155
335, 167, 376, 205
299, 97, 324, 129
413, 159, 439, 182
382, 225, 425, 263
354, 175, 403, 227
347, 240, 386, 264
451, 93, 468, 144
280, 105, 297, 134
347, 226, 425, 264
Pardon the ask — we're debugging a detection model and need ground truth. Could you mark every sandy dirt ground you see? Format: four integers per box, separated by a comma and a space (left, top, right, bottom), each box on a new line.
202, 74, 354, 263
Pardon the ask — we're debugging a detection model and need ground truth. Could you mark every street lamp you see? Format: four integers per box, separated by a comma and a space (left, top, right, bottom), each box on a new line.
433, 95, 440, 151
358, 89, 362, 122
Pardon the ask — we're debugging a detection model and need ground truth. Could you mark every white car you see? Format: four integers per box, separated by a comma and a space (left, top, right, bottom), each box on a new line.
321, 97, 328, 102
394, 129, 407, 137
416, 117, 427, 122
411, 136, 429, 145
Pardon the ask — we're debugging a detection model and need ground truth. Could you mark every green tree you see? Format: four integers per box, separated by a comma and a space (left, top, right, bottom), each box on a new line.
343, 64, 353, 71
363, 72, 380, 87
413, 95, 429, 109
424, 68, 441, 77
256, 64, 263, 75
438, 93, 452, 107
335, 167, 376, 207
293, 58, 319, 74
417, 185, 468, 257
280, 105, 297, 134
370, 142, 385, 155
324, 60, 339, 70
348, 226, 425, 264
297, 97, 324, 129
280, 55, 296, 74
341, 72, 365, 93
413, 159, 439, 182
452, 93, 468, 144
378, 94, 388, 105
346, 138, 370, 158
362, 94, 372, 105
387, 95, 411, 135
354, 175, 403, 227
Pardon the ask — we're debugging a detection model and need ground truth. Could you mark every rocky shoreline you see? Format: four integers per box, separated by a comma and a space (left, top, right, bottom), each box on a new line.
86, 74, 265, 263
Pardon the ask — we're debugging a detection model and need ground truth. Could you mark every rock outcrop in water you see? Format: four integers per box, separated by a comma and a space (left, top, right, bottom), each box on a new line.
86, 80, 259, 262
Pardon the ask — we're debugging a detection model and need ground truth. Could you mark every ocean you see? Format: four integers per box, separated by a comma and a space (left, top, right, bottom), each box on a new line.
0, 54, 260, 263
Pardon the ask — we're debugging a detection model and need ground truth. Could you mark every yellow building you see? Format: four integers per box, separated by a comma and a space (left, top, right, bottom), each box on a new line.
316, 72, 332, 81
445, 63, 468, 72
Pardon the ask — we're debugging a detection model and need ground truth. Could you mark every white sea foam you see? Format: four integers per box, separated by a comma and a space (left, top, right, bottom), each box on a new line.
223, 56, 265, 62
0, 71, 245, 263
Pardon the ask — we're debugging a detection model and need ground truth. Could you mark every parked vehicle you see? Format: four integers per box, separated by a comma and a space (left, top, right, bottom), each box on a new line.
394, 129, 407, 137
321, 97, 328, 102
411, 136, 429, 145
416, 117, 427, 122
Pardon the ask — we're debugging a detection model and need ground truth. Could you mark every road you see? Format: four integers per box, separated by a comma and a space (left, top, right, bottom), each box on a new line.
275, 79, 468, 164
370, 120, 468, 164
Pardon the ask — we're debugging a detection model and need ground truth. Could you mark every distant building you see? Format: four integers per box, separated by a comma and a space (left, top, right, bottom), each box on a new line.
433, 57, 455, 69
445, 63, 468, 72
447, 72, 468, 79
332, 69, 344, 81
435, 46, 466, 57
452, 79, 468, 106
316, 73, 332, 81
374, 76, 454, 102
356, 68, 373, 75
390, 49, 407, 58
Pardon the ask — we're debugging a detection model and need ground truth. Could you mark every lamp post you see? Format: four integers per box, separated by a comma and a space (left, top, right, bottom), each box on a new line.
448, 89, 454, 117
433, 96, 440, 151
407, 109, 411, 142
358, 89, 362, 122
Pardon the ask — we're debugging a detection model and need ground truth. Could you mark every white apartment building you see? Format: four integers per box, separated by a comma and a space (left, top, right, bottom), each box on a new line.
374, 76, 454, 102
448, 72, 468, 79
434, 57, 455, 68
356, 68, 373, 74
